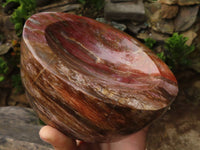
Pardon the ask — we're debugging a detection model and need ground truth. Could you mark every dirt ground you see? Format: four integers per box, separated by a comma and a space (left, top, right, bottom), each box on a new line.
147, 70, 200, 150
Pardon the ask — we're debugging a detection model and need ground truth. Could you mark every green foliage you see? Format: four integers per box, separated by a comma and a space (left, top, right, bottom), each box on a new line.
78, 0, 86, 5
0, 57, 9, 82
3, 0, 36, 36
144, 33, 195, 71
78, 0, 105, 10
144, 38, 166, 61
157, 51, 166, 62
39, 118, 46, 125
10, 41, 23, 93
164, 33, 195, 71
11, 74, 23, 93
0, 40, 23, 93
144, 38, 156, 49
0, 76, 5, 82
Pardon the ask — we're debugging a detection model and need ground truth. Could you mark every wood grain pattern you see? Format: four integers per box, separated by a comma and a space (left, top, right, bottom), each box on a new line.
21, 12, 178, 142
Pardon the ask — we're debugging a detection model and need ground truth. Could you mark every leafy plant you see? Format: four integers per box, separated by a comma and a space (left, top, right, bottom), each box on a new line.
1, 40, 23, 93
144, 38, 166, 61
39, 118, 46, 125
144, 33, 195, 71
78, 0, 86, 5
164, 33, 195, 71
11, 74, 24, 93
0, 57, 9, 82
3, 0, 36, 36
144, 38, 156, 49
157, 51, 166, 62
10, 40, 23, 93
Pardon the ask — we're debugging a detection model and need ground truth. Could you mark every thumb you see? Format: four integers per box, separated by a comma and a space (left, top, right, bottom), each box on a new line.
39, 125, 77, 150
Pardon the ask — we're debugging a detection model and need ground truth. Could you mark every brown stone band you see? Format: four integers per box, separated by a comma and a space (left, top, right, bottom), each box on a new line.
21, 12, 178, 142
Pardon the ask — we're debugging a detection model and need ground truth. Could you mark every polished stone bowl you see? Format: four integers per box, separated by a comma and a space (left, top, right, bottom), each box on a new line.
21, 12, 178, 142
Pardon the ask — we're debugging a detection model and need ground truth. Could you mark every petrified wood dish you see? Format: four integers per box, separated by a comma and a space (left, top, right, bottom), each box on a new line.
21, 12, 178, 142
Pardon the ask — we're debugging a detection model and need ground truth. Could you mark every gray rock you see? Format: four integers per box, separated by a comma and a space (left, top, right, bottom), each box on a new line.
41, 4, 81, 12
104, 0, 146, 22
178, 0, 200, 5
0, 14, 17, 42
158, 0, 178, 5
182, 29, 197, 46
150, 10, 175, 34
0, 43, 11, 55
0, 136, 53, 150
126, 21, 148, 34
160, 4, 179, 19
159, 0, 200, 5
144, 1, 161, 18
3, 16, 14, 30
137, 29, 169, 41
174, 5, 199, 32
0, 15, 14, 31
37, 1, 81, 13
0, 106, 53, 150
145, 2, 175, 34
96, 18, 127, 31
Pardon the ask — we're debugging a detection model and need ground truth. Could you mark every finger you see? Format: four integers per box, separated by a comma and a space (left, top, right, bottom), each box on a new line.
100, 127, 148, 150
39, 125, 77, 150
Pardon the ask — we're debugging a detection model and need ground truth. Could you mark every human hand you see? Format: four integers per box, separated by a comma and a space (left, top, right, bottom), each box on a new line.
39, 125, 148, 150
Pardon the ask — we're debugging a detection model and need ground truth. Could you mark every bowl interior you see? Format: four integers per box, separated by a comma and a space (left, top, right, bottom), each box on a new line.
45, 19, 161, 86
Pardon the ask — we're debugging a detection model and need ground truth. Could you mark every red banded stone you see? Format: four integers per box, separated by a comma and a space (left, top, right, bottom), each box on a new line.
21, 12, 178, 142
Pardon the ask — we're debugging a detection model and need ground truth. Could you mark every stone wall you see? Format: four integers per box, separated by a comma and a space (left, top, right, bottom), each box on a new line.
104, 0, 200, 72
